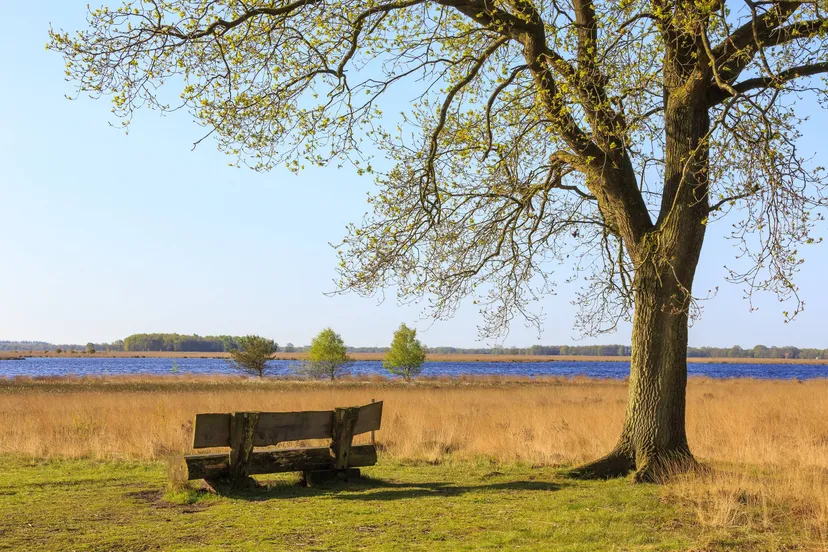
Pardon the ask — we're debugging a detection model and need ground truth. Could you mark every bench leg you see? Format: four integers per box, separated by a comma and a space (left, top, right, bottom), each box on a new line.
228, 412, 259, 488
301, 468, 361, 487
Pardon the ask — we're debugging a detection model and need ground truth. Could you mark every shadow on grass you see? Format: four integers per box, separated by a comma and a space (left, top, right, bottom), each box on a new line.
211, 475, 567, 502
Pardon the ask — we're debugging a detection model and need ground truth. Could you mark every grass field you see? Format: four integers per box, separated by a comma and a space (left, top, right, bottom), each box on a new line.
1, 457, 807, 552
0, 457, 750, 552
0, 376, 826, 550
2, 349, 827, 363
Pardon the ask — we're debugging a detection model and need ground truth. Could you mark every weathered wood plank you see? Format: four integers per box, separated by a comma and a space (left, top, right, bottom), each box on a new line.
192, 413, 231, 449
228, 411, 259, 484
354, 401, 383, 436
369, 399, 377, 445
170, 452, 228, 482
192, 402, 381, 449
171, 445, 378, 481
332, 407, 359, 470
254, 410, 333, 446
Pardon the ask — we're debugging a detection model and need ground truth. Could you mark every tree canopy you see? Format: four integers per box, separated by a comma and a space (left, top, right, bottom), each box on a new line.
227, 335, 278, 377
303, 328, 353, 380
49, 0, 828, 338
384, 323, 427, 380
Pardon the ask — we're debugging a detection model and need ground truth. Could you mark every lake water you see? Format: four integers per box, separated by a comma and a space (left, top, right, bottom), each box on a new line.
0, 357, 826, 380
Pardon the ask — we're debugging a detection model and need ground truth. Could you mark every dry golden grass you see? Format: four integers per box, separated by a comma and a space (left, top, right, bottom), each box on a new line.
0, 375, 826, 544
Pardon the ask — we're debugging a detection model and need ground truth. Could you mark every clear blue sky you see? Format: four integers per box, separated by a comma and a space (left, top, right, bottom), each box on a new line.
1, 2, 826, 348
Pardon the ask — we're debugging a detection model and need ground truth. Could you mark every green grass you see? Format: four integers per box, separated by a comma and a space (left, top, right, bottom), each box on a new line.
0, 456, 807, 551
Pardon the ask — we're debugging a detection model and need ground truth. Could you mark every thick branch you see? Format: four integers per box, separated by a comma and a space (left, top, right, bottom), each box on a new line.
711, 2, 799, 66
710, 3, 826, 84
434, 0, 543, 37
571, 0, 623, 144
430, 0, 598, 163
708, 61, 828, 104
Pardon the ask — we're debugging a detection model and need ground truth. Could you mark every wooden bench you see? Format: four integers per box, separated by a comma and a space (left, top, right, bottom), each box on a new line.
169, 401, 383, 489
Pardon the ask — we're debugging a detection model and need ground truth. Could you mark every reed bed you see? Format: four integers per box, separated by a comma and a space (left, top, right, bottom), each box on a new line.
1, 375, 826, 544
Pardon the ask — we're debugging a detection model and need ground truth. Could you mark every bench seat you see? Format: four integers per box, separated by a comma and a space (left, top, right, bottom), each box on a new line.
171, 444, 378, 481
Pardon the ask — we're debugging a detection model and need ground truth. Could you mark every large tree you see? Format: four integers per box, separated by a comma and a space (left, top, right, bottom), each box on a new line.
50, 0, 828, 482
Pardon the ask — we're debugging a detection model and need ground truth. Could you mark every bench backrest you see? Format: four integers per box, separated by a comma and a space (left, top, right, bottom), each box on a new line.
192, 401, 383, 449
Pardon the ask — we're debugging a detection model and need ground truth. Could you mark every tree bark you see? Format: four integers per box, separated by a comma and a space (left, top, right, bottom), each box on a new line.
572, 270, 698, 482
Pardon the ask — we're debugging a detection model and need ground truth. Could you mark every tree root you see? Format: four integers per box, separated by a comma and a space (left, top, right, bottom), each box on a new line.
631, 452, 702, 484
568, 449, 635, 480
569, 447, 709, 484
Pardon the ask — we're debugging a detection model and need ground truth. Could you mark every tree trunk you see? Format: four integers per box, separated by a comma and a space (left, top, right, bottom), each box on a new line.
572, 268, 698, 482
571, 246, 704, 481
572, 61, 711, 483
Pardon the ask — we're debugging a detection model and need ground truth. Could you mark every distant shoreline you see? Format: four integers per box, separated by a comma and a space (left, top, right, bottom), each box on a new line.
1, 350, 825, 364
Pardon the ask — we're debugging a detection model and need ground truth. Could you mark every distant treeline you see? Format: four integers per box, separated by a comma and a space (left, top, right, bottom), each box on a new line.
0, 340, 119, 352
687, 345, 821, 359
1, 338, 824, 359
0, 334, 240, 353
0, 341, 80, 351
419, 344, 824, 359
121, 333, 242, 352
422, 345, 632, 356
